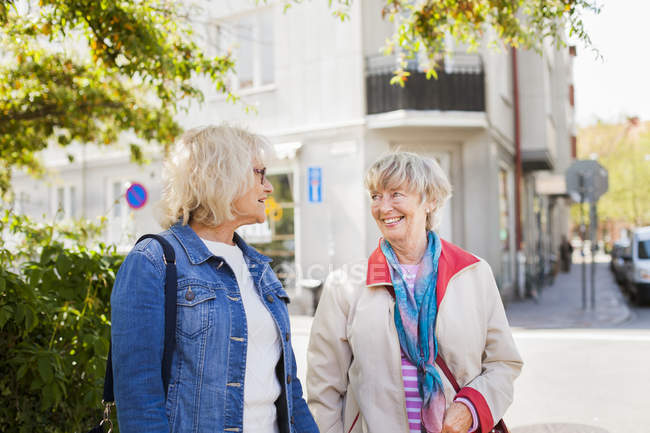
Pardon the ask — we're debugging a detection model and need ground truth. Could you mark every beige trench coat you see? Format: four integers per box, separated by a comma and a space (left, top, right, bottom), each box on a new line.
306, 239, 523, 433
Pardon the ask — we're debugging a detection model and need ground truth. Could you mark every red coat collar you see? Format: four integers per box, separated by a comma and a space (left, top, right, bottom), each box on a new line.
366, 238, 480, 306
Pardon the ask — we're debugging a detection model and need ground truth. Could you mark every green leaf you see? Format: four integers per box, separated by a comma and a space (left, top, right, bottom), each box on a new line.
15, 303, 25, 325
40, 246, 58, 265
23, 305, 37, 332
0, 305, 13, 329
93, 337, 109, 357
55, 253, 73, 276
37, 357, 53, 384
16, 363, 28, 381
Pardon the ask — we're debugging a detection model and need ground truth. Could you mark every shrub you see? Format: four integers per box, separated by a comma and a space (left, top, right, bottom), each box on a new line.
0, 211, 124, 433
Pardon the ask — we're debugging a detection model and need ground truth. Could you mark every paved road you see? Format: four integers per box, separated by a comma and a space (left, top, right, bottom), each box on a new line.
506, 261, 648, 433
616, 302, 650, 329
507, 327, 649, 433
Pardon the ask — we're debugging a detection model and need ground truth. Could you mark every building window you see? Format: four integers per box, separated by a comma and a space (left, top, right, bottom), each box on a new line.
56, 187, 64, 220
112, 181, 123, 218
15, 191, 30, 214
52, 185, 76, 220
215, 8, 274, 90
499, 167, 514, 287
69, 186, 77, 218
239, 172, 295, 285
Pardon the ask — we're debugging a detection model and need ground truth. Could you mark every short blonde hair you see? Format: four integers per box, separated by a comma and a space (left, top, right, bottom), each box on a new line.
158, 124, 272, 229
364, 152, 452, 231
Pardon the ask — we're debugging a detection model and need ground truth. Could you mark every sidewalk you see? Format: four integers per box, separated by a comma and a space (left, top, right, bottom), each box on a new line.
506, 260, 631, 329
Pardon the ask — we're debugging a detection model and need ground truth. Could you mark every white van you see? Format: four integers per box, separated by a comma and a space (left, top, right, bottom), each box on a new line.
622, 226, 650, 304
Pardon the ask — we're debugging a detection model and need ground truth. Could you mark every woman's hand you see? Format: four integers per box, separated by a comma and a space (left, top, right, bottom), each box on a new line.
441, 402, 473, 433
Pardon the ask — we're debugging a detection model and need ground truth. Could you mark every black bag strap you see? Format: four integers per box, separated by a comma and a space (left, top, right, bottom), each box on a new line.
102, 234, 177, 404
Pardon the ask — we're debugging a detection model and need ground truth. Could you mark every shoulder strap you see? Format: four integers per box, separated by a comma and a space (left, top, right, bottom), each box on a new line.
435, 354, 461, 392
435, 354, 510, 433
102, 234, 177, 404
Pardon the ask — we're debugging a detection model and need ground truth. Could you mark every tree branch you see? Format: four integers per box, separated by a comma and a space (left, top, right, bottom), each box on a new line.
1, 101, 124, 123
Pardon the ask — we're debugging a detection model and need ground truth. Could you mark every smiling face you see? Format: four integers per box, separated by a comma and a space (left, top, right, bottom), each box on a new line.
232, 163, 273, 227
370, 185, 431, 249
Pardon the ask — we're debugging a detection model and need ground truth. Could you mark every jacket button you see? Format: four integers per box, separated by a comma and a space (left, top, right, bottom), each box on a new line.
286, 374, 291, 384
290, 415, 295, 424
285, 332, 290, 342
185, 288, 195, 301
266, 294, 274, 303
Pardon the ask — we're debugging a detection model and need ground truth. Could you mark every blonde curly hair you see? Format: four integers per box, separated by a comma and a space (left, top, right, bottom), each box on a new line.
158, 124, 271, 229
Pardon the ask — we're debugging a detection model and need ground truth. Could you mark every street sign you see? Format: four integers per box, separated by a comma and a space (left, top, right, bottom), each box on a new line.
308, 167, 322, 203
125, 182, 148, 209
565, 160, 608, 203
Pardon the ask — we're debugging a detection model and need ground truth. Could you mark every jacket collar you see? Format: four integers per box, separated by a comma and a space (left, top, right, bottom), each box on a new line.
366, 237, 480, 306
169, 222, 272, 265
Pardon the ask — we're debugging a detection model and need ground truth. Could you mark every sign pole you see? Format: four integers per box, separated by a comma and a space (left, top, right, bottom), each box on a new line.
590, 201, 598, 310
579, 174, 587, 311
565, 159, 608, 312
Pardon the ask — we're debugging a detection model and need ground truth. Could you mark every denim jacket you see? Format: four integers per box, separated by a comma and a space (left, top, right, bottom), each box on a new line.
111, 222, 319, 433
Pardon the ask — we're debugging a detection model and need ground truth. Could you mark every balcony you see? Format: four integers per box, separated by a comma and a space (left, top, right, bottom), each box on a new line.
366, 54, 485, 115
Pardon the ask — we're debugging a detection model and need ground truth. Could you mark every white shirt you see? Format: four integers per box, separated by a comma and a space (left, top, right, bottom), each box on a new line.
202, 238, 282, 433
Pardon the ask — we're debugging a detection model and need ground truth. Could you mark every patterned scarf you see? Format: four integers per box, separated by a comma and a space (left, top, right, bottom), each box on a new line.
380, 231, 446, 433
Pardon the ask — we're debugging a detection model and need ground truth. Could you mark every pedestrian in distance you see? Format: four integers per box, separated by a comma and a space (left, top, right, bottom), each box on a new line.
307, 152, 523, 433
559, 235, 574, 273
110, 125, 319, 433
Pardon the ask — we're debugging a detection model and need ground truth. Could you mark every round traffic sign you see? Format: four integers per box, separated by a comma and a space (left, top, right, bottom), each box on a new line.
565, 160, 608, 203
125, 183, 148, 209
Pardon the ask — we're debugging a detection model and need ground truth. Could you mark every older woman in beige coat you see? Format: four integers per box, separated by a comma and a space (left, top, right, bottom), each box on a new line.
307, 152, 522, 433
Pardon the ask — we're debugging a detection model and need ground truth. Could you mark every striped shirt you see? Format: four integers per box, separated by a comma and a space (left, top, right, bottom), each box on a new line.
402, 351, 423, 433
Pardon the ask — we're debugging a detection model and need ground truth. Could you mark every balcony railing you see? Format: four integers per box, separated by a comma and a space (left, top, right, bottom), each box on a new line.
366, 54, 485, 114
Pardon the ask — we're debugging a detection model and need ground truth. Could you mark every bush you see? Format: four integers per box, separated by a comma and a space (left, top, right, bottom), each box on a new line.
0, 211, 124, 433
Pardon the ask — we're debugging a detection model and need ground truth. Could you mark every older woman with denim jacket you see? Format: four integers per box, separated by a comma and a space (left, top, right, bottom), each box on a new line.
307, 152, 522, 433
111, 125, 319, 433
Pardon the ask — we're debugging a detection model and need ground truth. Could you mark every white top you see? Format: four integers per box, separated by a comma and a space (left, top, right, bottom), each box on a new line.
202, 238, 281, 433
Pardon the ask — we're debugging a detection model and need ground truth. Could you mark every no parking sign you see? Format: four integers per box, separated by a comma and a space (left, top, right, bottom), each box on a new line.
125, 182, 148, 210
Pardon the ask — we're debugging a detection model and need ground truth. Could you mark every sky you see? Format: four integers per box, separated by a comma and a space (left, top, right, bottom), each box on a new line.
573, 0, 650, 126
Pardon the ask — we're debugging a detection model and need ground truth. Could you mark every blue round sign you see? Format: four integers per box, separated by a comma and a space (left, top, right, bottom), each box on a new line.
125, 182, 148, 209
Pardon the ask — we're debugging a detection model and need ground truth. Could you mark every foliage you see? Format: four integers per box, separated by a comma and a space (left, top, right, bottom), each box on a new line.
573, 119, 650, 228
384, 0, 600, 84
0, 210, 124, 433
0, 0, 235, 196
296, 0, 600, 85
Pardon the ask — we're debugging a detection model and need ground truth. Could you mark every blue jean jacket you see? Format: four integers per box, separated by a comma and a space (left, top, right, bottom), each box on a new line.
111, 223, 319, 433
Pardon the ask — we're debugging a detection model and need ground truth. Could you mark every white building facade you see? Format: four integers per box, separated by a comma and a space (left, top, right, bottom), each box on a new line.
11, 0, 576, 303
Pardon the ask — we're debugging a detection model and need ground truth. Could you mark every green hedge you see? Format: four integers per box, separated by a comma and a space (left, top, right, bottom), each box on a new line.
0, 211, 124, 433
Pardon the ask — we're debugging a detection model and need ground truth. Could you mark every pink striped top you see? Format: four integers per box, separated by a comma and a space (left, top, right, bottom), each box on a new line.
401, 350, 424, 433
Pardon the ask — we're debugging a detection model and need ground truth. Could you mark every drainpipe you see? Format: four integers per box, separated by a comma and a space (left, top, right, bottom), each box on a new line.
512, 47, 526, 298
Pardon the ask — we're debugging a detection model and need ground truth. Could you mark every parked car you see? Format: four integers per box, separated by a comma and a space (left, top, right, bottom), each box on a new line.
610, 240, 630, 285
621, 226, 650, 304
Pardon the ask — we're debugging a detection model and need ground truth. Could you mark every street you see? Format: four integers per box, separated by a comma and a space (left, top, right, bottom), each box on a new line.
505, 261, 648, 433
507, 327, 649, 433
290, 260, 650, 433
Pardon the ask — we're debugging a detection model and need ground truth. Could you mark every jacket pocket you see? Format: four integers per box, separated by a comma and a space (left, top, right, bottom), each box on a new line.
176, 283, 216, 338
